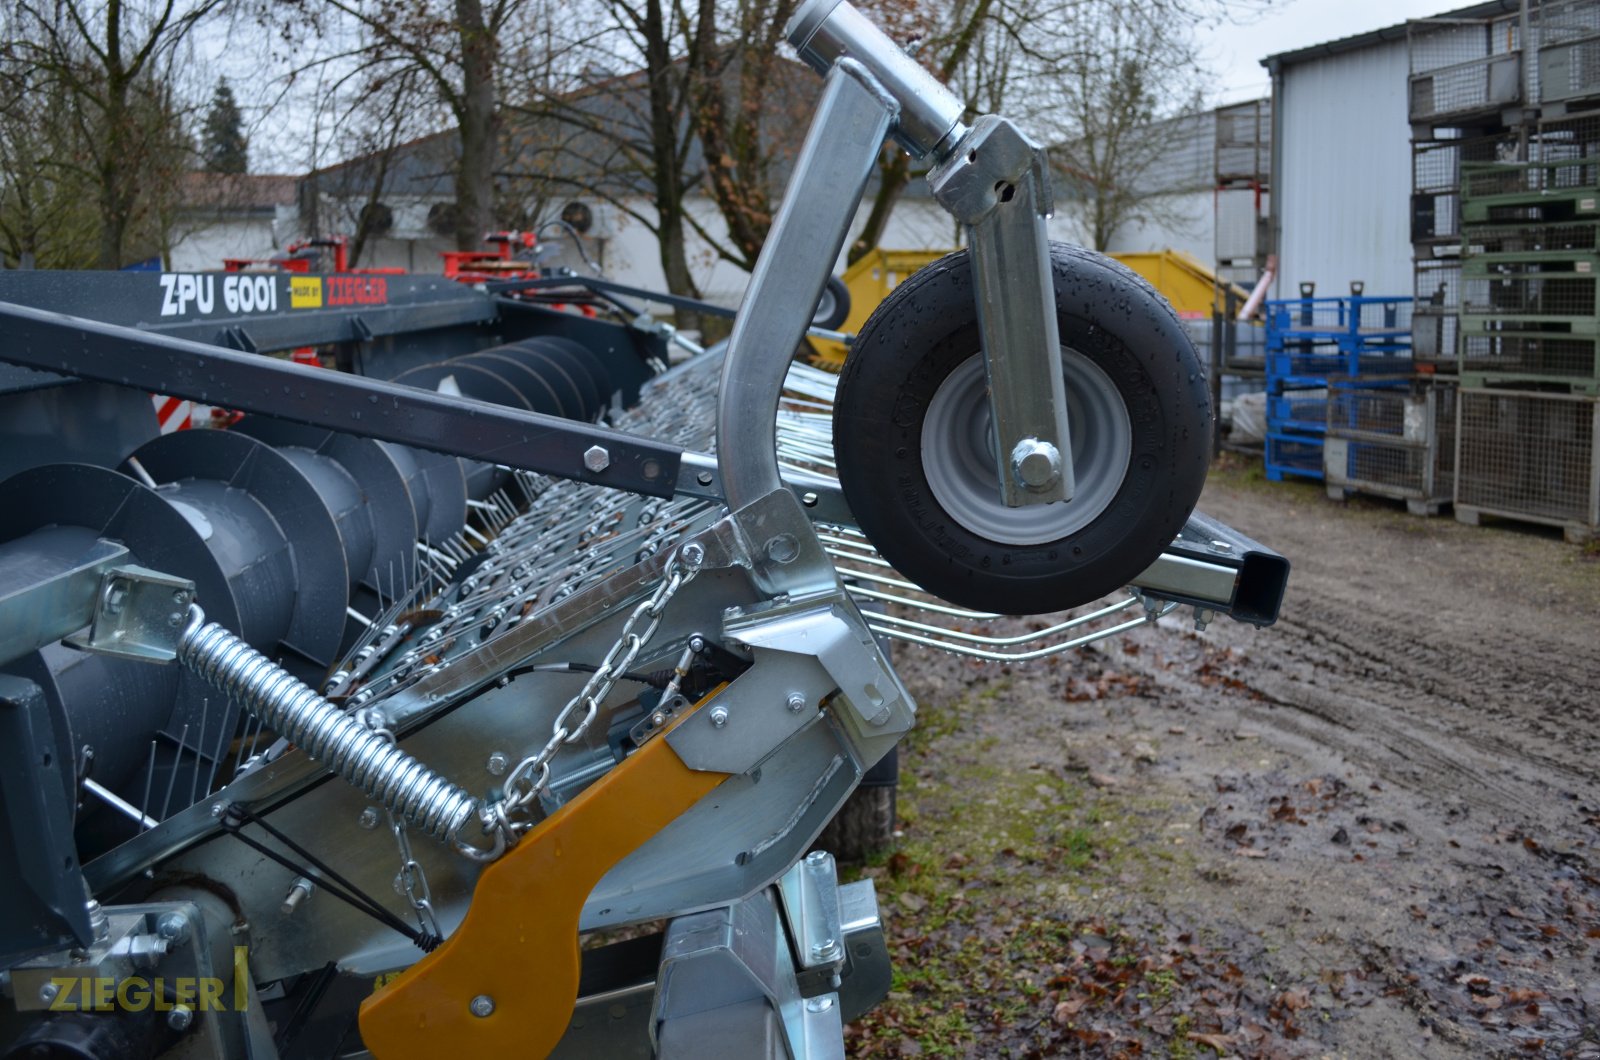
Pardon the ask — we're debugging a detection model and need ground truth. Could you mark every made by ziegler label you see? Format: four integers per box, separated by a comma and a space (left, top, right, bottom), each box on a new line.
325, 275, 388, 307
159, 273, 389, 317
290, 276, 323, 308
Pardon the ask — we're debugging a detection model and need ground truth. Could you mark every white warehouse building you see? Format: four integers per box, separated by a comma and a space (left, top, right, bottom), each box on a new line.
1262, 0, 1532, 301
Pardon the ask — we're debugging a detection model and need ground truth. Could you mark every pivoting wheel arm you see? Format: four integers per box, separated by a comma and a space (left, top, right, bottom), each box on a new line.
718, 0, 1072, 514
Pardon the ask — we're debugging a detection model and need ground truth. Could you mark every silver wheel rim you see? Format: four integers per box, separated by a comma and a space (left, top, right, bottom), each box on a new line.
921, 349, 1132, 546
813, 284, 839, 325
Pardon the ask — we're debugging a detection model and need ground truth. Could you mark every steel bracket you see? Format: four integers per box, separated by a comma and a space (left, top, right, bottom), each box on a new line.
930, 115, 1074, 506
65, 565, 196, 663
653, 889, 845, 1060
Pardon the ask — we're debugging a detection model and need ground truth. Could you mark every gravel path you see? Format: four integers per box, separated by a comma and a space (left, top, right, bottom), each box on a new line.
849, 462, 1600, 1059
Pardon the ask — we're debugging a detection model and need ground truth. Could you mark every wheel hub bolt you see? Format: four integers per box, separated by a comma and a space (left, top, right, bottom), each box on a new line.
1011, 438, 1062, 491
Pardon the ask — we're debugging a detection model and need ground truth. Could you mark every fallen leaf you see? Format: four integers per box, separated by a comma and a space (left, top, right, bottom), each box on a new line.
1277, 987, 1311, 1010
1187, 1031, 1234, 1053
1052, 997, 1086, 1024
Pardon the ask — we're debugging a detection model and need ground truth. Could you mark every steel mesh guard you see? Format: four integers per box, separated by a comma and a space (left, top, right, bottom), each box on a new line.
1456, 388, 1600, 526
1325, 381, 1456, 501
1460, 333, 1600, 377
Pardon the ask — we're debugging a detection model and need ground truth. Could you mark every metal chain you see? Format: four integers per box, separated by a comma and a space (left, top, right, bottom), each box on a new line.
355, 705, 445, 941
388, 811, 443, 942
492, 543, 705, 839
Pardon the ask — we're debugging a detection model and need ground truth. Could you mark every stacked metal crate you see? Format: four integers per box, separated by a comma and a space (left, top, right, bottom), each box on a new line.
1398, 11, 1535, 517
1408, 8, 1528, 372
1455, 114, 1600, 540
1323, 375, 1457, 514
1263, 293, 1413, 481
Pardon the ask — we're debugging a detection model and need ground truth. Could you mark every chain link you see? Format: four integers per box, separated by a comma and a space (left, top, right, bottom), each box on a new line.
352, 704, 444, 938
388, 810, 443, 941
493, 546, 703, 840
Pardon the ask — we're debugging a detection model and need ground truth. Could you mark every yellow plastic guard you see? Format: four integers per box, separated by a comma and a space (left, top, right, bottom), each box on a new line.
358, 717, 729, 1058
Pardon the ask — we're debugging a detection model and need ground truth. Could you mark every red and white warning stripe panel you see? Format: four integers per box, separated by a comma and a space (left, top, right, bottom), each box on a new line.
152, 394, 193, 433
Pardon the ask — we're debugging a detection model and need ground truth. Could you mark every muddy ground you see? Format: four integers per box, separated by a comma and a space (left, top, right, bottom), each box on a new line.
846, 458, 1600, 1059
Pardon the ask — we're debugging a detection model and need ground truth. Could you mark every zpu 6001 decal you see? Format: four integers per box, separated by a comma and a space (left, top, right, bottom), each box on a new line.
159, 274, 281, 318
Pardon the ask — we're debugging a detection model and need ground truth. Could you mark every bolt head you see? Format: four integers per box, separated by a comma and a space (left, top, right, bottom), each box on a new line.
210, 802, 226, 819
764, 534, 799, 564
708, 705, 729, 728
38, 982, 59, 1004
678, 541, 705, 569
583, 445, 611, 473
486, 752, 508, 776
810, 937, 840, 961
358, 807, 382, 830
157, 912, 190, 944
470, 994, 495, 1018
167, 1004, 194, 1032
805, 849, 830, 867
1011, 438, 1062, 491
805, 995, 835, 1013
786, 692, 807, 713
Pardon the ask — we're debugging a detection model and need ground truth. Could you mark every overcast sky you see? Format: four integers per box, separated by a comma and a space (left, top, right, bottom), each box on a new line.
236, 0, 1474, 173
1197, 0, 1471, 104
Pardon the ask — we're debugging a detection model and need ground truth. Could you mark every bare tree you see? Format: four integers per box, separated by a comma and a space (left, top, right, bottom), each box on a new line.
5, 0, 223, 268
0, 48, 100, 267
278, 0, 536, 250
1048, 5, 1210, 250
300, 66, 444, 267
682, 0, 806, 271
506, 0, 707, 314
846, 0, 1249, 263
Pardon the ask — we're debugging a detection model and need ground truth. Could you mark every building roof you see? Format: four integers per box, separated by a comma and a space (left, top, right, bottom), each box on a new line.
303, 56, 833, 211
1261, 0, 1520, 69
180, 172, 298, 212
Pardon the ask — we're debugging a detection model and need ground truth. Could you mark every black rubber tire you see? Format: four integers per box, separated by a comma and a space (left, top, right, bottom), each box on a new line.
815, 783, 897, 865
833, 242, 1210, 615
813, 275, 851, 330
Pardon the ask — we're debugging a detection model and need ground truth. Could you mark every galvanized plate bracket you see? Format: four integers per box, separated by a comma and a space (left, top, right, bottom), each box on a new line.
929, 115, 1074, 507
66, 565, 196, 663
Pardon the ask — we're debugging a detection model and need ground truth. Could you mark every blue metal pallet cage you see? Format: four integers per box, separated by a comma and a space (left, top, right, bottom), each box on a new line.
1264, 294, 1415, 482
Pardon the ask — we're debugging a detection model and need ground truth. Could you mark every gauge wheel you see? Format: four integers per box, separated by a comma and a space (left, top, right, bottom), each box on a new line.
813, 275, 851, 330
832, 241, 1210, 615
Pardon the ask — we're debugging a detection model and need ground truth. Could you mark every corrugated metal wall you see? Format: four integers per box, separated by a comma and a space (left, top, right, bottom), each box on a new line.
1277, 38, 1414, 298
